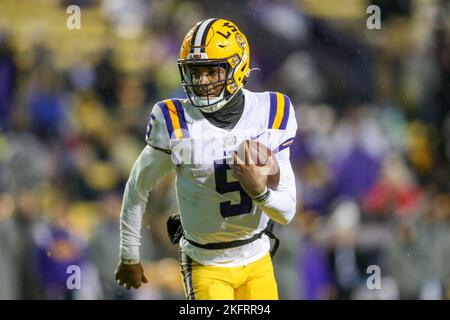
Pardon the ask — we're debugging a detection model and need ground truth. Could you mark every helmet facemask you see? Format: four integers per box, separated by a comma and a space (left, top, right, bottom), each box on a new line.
178, 59, 238, 113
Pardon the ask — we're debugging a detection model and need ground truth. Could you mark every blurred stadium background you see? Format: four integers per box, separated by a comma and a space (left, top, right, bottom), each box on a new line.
0, 0, 449, 300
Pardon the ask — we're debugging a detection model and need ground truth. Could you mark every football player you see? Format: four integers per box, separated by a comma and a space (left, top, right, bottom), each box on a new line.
115, 18, 298, 300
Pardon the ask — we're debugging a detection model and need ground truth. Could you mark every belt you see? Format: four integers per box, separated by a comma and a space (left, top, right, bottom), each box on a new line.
184, 220, 280, 258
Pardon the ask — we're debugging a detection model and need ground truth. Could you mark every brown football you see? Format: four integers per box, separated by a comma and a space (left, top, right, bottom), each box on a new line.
236, 140, 280, 189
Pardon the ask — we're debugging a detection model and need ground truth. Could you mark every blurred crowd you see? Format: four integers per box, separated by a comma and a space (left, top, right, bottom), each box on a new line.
0, 0, 449, 300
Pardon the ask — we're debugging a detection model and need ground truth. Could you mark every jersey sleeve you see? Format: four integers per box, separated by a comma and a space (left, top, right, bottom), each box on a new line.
250, 92, 298, 224
119, 145, 176, 261
266, 92, 298, 154
145, 99, 191, 153
145, 102, 171, 152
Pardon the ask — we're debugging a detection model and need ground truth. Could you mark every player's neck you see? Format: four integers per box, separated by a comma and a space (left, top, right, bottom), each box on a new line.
200, 90, 245, 131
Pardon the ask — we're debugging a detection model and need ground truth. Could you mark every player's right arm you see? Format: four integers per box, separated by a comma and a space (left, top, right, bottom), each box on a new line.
115, 104, 175, 289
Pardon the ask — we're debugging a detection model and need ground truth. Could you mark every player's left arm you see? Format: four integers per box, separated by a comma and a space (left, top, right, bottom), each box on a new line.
233, 93, 299, 224
256, 94, 299, 224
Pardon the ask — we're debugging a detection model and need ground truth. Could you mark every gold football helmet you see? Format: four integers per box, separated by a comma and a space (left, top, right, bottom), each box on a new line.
178, 18, 250, 112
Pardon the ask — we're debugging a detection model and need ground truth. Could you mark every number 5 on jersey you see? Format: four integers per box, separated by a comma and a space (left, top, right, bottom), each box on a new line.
214, 160, 252, 218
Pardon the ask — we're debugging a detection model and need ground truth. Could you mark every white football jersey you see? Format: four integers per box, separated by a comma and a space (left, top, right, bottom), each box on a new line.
145, 89, 298, 266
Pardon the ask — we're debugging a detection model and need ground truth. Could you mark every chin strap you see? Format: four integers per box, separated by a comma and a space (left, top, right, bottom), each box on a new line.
197, 88, 242, 113
198, 99, 227, 113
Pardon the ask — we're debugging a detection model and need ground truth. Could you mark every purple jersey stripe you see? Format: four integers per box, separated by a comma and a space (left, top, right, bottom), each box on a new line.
279, 94, 290, 130
173, 99, 190, 138
268, 92, 277, 129
273, 137, 295, 154
158, 101, 175, 139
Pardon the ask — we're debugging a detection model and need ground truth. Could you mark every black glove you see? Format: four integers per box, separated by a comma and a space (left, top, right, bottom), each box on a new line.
166, 213, 183, 245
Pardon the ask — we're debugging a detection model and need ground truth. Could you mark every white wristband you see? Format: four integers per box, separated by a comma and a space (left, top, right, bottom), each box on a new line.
252, 187, 270, 203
